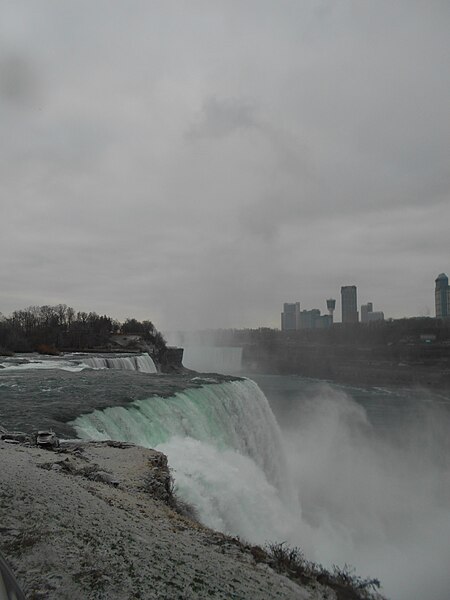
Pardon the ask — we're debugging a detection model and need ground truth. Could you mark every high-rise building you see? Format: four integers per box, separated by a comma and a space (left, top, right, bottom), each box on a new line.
341, 286, 358, 323
281, 302, 301, 330
361, 302, 373, 323
361, 302, 384, 323
435, 273, 450, 318
299, 309, 321, 329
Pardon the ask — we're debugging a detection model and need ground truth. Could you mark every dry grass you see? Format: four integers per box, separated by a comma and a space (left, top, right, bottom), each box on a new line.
264, 542, 384, 600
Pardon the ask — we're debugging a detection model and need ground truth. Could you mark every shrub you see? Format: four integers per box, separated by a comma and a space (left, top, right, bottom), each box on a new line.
265, 542, 384, 600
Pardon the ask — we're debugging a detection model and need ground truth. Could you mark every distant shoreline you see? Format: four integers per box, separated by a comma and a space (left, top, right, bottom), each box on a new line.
241, 343, 450, 390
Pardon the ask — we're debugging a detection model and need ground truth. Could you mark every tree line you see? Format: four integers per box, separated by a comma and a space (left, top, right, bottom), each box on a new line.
0, 304, 166, 356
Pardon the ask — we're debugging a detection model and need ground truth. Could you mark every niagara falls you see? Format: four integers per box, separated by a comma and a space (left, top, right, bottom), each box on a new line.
1, 345, 449, 599
2, 2, 450, 598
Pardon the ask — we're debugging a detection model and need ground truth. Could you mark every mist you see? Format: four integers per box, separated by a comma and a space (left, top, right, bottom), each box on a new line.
167, 325, 450, 599
156, 338, 450, 599
173, 383, 450, 600
150, 381, 448, 599
275, 386, 450, 600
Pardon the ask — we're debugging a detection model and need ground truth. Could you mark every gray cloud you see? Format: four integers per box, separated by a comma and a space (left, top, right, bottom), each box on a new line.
0, 53, 38, 105
187, 97, 258, 139
0, 1, 449, 329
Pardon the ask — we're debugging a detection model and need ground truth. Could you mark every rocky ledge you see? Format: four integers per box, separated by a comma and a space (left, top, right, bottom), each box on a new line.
0, 440, 341, 600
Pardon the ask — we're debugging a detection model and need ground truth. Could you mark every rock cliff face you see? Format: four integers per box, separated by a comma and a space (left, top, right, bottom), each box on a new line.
158, 346, 185, 373
0, 440, 327, 600
242, 341, 450, 388
126, 339, 185, 373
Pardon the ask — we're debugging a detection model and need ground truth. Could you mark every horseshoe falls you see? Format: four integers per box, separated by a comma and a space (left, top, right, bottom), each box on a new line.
182, 346, 243, 374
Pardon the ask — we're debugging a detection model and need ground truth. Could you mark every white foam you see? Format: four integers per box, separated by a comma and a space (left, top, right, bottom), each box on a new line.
82, 353, 157, 373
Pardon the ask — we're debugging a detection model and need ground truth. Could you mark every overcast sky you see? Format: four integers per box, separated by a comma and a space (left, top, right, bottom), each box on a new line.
1, 1, 449, 330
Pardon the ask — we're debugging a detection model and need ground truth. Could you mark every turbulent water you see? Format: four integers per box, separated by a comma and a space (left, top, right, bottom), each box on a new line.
0, 352, 165, 435
0, 352, 157, 374
2, 351, 450, 600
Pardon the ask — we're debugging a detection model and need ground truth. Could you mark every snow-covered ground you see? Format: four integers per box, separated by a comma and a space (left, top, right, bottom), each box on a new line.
0, 441, 332, 600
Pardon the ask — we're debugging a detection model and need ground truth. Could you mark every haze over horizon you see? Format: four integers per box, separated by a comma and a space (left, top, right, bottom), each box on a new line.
1, 1, 449, 330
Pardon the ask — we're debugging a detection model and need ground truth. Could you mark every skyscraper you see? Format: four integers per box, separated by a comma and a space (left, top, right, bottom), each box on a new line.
361, 302, 384, 323
281, 302, 301, 330
435, 273, 450, 318
341, 286, 358, 323
360, 302, 373, 323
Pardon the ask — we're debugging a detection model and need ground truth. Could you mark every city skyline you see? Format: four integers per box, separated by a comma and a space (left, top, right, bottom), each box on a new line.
282, 282, 384, 328
1, 270, 446, 328
281, 273, 450, 327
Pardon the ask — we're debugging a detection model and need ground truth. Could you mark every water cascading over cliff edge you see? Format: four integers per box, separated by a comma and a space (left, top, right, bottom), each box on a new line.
82, 353, 157, 373
72, 376, 450, 600
72, 378, 300, 543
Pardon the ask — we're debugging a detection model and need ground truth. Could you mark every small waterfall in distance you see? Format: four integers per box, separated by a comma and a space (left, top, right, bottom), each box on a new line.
82, 353, 157, 374
182, 346, 243, 374
164, 330, 243, 374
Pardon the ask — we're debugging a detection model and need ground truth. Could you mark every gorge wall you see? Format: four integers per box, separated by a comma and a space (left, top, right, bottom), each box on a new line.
241, 340, 450, 387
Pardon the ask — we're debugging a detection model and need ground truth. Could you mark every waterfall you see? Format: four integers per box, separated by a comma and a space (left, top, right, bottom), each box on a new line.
72, 379, 284, 487
82, 353, 157, 374
182, 346, 243, 374
72, 378, 298, 541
